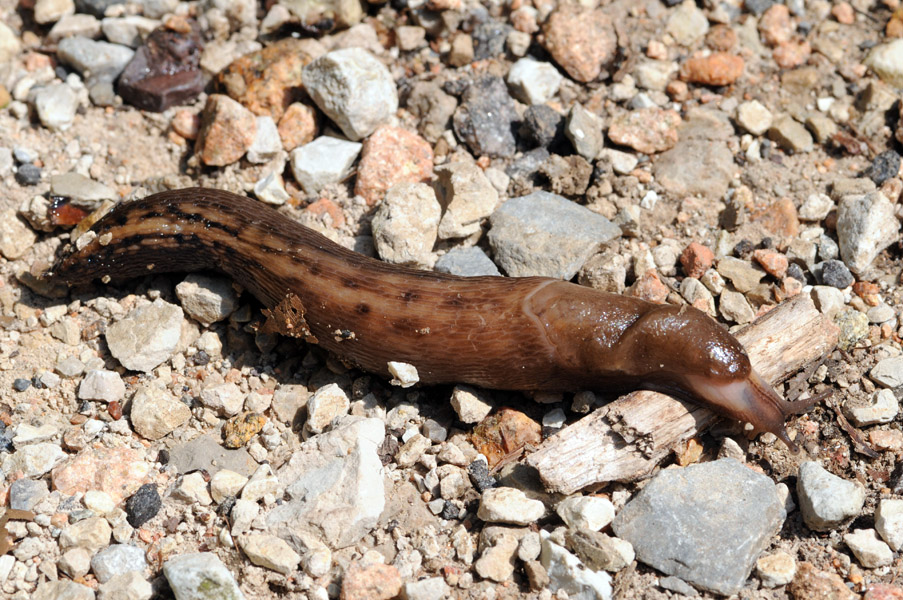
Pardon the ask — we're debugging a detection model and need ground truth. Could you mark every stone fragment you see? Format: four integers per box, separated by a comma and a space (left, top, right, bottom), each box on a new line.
768, 114, 813, 153
175, 274, 238, 325
608, 108, 681, 154
474, 531, 518, 582
507, 58, 562, 105
541, 534, 613, 599
354, 126, 433, 206
240, 534, 301, 575
195, 94, 257, 166
736, 100, 773, 136
91, 544, 147, 583
0, 211, 38, 260
556, 496, 615, 531
118, 24, 204, 112
302, 48, 398, 141
60, 516, 112, 553
612, 458, 785, 595
98, 572, 153, 600
654, 138, 734, 199
130, 385, 191, 440
845, 389, 898, 426
33, 83, 79, 131
797, 461, 865, 531
246, 115, 282, 163
405, 80, 457, 143
565, 529, 634, 573
289, 136, 361, 195
163, 553, 245, 600
565, 104, 604, 160
679, 53, 744, 86
542, 5, 617, 82
449, 386, 493, 423
277, 102, 318, 151
435, 247, 501, 277
488, 191, 620, 279
872, 356, 903, 388
402, 577, 449, 600
53, 446, 151, 504
341, 562, 402, 600
844, 529, 893, 568
200, 382, 245, 417
78, 369, 125, 403
866, 39, 903, 88
33, 581, 93, 600
756, 551, 796, 587
125, 484, 161, 528
477, 487, 545, 525
836, 192, 900, 276
106, 299, 184, 372
876, 498, 903, 551
453, 76, 519, 158
667, 0, 709, 46
435, 161, 499, 240
371, 183, 439, 267
788, 562, 856, 600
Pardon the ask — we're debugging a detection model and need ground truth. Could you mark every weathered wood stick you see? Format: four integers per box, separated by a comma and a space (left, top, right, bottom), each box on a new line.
525, 294, 839, 494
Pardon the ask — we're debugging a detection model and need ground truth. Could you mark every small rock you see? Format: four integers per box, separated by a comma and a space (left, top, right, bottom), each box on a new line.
371, 183, 439, 267
33, 581, 93, 600
91, 543, 147, 583
565, 529, 635, 573
402, 576, 449, 600
679, 53, 744, 86
0, 211, 38, 260
210, 469, 248, 504
302, 48, 398, 141
125, 484, 161, 528
788, 562, 856, 600
820, 259, 854, 288
871, 356, 903, 388
199, 382, 245, 417
866, 39, 903, 88
58, 547, 92, 579
608, 107, 681, 154
305, 383, 350, 433
340, 562, 402, 600
542, 5, 617, 82
681, 242, 715, 278
756, 551, 796, 587
477, 487, 545, 525
846, 389, 898, 426
175, 274, 238, 325
523, 104, 565, 149
10, 478, 49, 511
289, 136, 362, 195
736, 100, 773, 136
541, 533, 613, 599
836, 192, 900, 276
797, 461, 865, 531
195, 94, 257, 166
78, 369, 125, 403
435, 161, 500, 240
768, 114, 813, 153
239, 534, 301, 575
97, 571, 153, 600
449, 385, 493, 423
434, 247, 501, 277
507, 58, 562, 105
354, 126, 433, 206
667, 0, 709, 46
716, 257, 764, 292
752, 249, 788, 278
719, 289, 755, 324
277, 102, 318, 152
33, 83, 79, 131
453, 76, 519, 158
836, 309, 870, 352
388, 361, 419, 388
474, 532, 518, 582
845, 529, 893, 568
565, 104, 604, 160
130, 385, 191, 440
555, 496, 615, 531
876, 498, 903, 551
246, 116, 282, 164
106, 299, 184, 372
60, 516, 112, 553
163, 553, 244, 600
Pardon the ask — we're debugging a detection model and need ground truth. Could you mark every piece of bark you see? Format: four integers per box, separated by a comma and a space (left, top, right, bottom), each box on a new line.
525, 294, 839, 494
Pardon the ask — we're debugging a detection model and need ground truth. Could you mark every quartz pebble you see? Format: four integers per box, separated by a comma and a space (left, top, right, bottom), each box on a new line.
477, 487, 545, 525
836, 192, 900, 276
555, 496, 616, 531
845, 389, 898, 426
844, 529, 893, 568
507, 57, 562, 105
797, 461, 865, 531
290, 136, 362, 195
756, 551, 796, 587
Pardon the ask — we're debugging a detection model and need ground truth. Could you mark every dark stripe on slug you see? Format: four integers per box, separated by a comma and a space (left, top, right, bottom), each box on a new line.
342, 277, 359, 289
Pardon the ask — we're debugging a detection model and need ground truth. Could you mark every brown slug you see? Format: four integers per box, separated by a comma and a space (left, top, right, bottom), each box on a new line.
48, 187, 816, 451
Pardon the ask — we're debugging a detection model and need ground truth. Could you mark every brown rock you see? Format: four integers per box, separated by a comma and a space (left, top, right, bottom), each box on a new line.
354, 126, 434, 206
52, 447, 151, 504
679, 53, 744, 86
832, 2, 855, 25
449, 33, 474, 67
773, 39, 811, 70
758, 4, 793, 47
277, 102, 318, 151
340, 562, 402, 600
680, 242, 715, 278
195, 94, 258, 167
869, 430, 903, 452
217, 38, 324, 121
752, 249, 789, 279
629, 270, 669, 304
753, 197, 799, 238
788, 562, 856, 600
471, 408, 541, 468
706, 24, 737, 52
853, 281, 881, 306
608, 108, 681, 154
171, 109, 200, 140
542, 5, 617, 83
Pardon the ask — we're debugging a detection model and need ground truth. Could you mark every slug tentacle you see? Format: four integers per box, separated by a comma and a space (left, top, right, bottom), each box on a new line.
48, 188, 818, 452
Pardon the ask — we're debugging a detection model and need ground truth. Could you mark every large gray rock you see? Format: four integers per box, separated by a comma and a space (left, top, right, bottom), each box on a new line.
266, 416, 385, 549
612, 458, 785, 595
488, 192, 620, 279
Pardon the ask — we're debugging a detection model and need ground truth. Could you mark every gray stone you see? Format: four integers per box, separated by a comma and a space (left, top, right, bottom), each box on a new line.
33, 580, 94, 600
844, 529, 893, 568
50, 172, 116, 209
507, 57, 562, 105
653, 139, 734, 199
9, 478, 49, 511
175, 274, 239, 325
91, 544, 147, 583
845, 389, 898, 426
168, 434, 257, 476
565, 529, 635, 573
716, 257, 764, 292
612, 458, 786, 595
2, 443, 67, 477
836, 192, 900, 276
163, 553, 245, 600
266, 416, 385, 549
488, 191, 620, 279
797, 461, 865, 531
60, 516, 112, 553
719, 288, 755, 324
541, 533, 613, 600
289, 136, 361, 195
566, 104, 604, 161
47, 13, 101, 42
33, 83, 79, 131
105, 298, 184, 372
435, 161, 499, 240
57, 35, 134, 79
100, 16, 159, 48
371, 183, 440, 267
406, 80, 457, 143
434, 247, 501, 277
768, 115, 813, 153
97, 571, 153, 600
302, 48, 398, 141
453, 76, 519, 158
871, 356, 903, 388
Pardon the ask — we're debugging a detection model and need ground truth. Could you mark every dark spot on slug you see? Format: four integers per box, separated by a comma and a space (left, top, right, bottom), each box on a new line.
401, 291, 418, 303
356, 303, 371, 314
342, 277, 359, 289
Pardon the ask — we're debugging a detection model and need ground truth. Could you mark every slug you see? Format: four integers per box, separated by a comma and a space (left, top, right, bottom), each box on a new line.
48, 188, 816, 451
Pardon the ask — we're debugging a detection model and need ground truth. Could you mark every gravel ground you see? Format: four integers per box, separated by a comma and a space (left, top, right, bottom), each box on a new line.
1, 0, 903, 598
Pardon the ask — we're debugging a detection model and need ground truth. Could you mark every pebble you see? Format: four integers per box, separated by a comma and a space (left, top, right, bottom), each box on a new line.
50, 172, 116, 208
58, 547, 92, 579
163, 553, 245, 600
477, 487, 545, 525
0, 210, 38, 259
820, 259, 854, 288
450, 385, 494, 423
106, 299, 184, 372
474, 531, 518, 582
797, 461, 865, 531
540, 533, 613, 600
435, 161, 499, 240
302, 48, 397, 141
845, 529, 894, 568
0, 22, 22, 63
34, 0, 75, 24
836, 309, 870, 351
341, 562, 402, 600
254, 172, 291, 206
210, 469, 248, 504
371, 183, 440, 267
565, 529, 635, 573
199, 382, 245, 417
789, 562, 856, 600
846, 389, 898, 426
866, 39, 903, 88
836, 191, 901, 276
239, 534, 301, 575
555, 496, 616, 531
33, 83, 79, 131
402, 577, 449, 600
101, 15, 159, 48
125, 484, 161, 528
246, 116, 282, 164
612, 458, 786, 595
566, 103, 604, 160
735, 100, 774, 136
396, 434, 432, 468
130, 384, 191, 440
10, 478, 49, 511
84, 489, 116, 515
354, 125, 433, 206
265, 416, 385, 548
15, 163, 42, 185
608, 107, 681, 154
305, 383, 350, 433
756, 550, 796, 587
78, 369, 125, 403
195, 94, 258, 166
871, 356, 903, 388
876, 498, 903, 551
277, 102, 318, 151
175, 274, 238, 325
488, 191, 620, 279
33, 581, 94, 600
667, 0, 709, 46
98, 571, 153, 600
507, 57, 562, 105
542, 4, 617, 82
405, 81, 457, 143
60, 516, 112, 553
91, 543, 147, 582
811, 285, 845, 317
52, 446, 151, 503
768, 114, 813, 153
434, 247, 501, 277
716, 257, 764, 292
679, 53, 744, 86
868, 304, 896, 324
117, 25, 205, 112
453, 76, 519, 158
522, 104, 564, 149
289, 135, 362, 195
